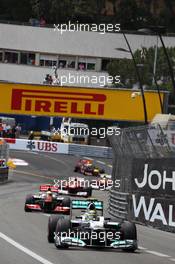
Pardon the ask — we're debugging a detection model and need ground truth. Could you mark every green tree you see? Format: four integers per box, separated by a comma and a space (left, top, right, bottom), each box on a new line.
107, 46, 175, 90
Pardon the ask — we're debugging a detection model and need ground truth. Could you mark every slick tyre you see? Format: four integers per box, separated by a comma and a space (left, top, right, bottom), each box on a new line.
121, 221, 137, 252
55, 218, 71, 249
48, 215, 64, 243
84, 187, 92, 197
24, 194, 34, 212
62, 197, 71, 208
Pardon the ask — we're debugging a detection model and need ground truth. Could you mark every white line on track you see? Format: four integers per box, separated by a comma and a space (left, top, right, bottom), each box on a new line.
139, 246, 147, 250
139, 246, 175, 262
96, 161, 105, 165
145, 250, 170, 258
0, 232, 55, 264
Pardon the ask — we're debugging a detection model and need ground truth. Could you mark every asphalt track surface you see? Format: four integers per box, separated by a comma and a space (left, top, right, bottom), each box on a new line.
0, 150, 175, 264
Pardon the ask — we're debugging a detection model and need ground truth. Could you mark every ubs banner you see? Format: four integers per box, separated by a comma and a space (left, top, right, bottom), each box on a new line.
0, 82, 165, 121
131, 158, 175, 230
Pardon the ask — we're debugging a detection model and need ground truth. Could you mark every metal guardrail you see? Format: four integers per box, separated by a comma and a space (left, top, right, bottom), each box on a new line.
0, 140, 9, 161
0, 140, 9, 183
68, 144, 113, 158
108, 190, 129, 220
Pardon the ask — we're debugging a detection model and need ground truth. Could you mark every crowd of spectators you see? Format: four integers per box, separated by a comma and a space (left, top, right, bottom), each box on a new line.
0, 123, 21, 138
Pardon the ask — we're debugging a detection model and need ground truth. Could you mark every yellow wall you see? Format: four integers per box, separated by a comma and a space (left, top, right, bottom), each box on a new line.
0, 82, 165, 121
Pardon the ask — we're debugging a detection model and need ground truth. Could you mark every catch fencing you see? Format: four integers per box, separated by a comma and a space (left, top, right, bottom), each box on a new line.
108, 123, 175, 232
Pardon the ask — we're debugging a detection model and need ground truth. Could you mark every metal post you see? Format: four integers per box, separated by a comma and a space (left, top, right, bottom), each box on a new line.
152, 35, 158, 85
123, 32, 148, 124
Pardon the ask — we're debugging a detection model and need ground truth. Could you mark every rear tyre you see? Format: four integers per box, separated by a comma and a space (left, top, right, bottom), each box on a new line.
48, 215, 65, 243
24, 194, 34, 212
62, 197, 71, 208
121, 221, 137, 252
74, 167, 78, 172
55, 218, 71, 248
84, 187, 92, 197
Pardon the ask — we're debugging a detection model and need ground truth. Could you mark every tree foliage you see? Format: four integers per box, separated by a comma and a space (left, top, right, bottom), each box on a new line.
107, 46, 175, 91
0, 0, 175, 32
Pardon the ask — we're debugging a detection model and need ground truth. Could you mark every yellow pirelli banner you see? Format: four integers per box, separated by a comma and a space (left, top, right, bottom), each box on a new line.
0, 82, 167, 121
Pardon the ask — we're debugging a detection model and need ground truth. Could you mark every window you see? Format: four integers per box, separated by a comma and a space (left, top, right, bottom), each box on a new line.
78, 57, 96, 71
87, 63, 95, 70
4, 51, 18, 64
58, 60, 66, 68
40, 59, 57, 67
78, 62, 86, 70
67, 60, 75, 69
40, 54, 58, 67
20, 52, 35, 65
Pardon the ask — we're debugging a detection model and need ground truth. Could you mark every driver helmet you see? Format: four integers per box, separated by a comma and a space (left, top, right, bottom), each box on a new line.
86, 202, 97, 220
46, 187, 52, 196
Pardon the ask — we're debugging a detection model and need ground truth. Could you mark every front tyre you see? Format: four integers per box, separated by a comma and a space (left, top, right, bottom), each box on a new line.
55, 218, 71, 249
48, 215, 64, 243
121, 221, 137, 252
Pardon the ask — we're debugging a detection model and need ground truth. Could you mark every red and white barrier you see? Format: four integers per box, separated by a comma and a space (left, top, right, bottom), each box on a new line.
2, 138, 69, 154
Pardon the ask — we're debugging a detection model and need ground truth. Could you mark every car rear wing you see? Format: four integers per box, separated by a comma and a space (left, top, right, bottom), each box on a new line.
39, 184, 58, 193
71, 199, 103, 211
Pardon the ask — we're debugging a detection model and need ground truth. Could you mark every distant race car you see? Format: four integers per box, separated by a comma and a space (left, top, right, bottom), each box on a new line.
74, 159, 92, 172
48, 199, 138, 251
24, 190, 70, 214
81, 163, 105, 176
40, 180, 92, 198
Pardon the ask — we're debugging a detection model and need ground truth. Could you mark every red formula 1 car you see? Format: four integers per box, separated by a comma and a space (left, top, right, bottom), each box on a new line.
40, 180, 92, 198
24, 189, 70, 214
81, 163, 105, 177
74, 159, 92, 172
74, 159, 105, 177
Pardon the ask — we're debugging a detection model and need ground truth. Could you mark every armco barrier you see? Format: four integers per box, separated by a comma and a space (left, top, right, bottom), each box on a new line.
0, 167, 9, 183
68, 144, 112, 158
108, 190, 129, 220
3, 138, 113, 158
0, 140, 9, 183
3, 138, 69, 154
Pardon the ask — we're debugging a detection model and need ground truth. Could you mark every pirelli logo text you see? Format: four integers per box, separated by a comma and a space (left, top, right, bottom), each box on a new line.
11, 89, 107, 116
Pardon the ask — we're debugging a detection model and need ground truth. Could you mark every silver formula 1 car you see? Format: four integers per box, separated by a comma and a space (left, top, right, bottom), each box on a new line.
48, 199, 138, 251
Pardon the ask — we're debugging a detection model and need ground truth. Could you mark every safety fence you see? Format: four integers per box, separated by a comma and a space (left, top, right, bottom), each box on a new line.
108, 124, 175, 232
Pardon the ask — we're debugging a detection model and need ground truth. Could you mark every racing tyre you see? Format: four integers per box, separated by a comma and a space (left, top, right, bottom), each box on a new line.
74, 167, 78, 172
99, 169, 105, 174
48, 215, 65, 243
85, 187, 92, 197
62, 197, 71, 208
55, 218, 71, 249
121, 221, 137, 252
24, 194, 34, 212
